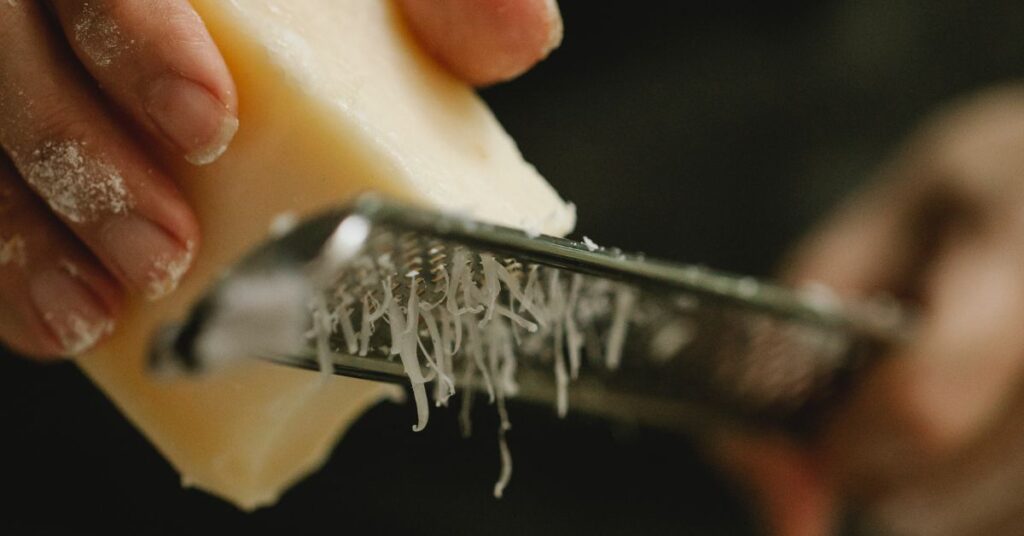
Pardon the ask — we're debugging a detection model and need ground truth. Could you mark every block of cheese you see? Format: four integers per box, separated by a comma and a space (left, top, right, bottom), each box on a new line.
76, 0, 574, 510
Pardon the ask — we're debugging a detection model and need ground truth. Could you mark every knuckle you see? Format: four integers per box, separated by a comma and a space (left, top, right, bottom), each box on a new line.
13, 98, 94, 152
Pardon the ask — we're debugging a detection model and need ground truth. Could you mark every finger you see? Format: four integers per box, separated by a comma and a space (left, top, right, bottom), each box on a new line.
780, 162, 950, 299
0, 158, 121, 358
0, 2, 199, 300
783, 86, 1024, 299
397, 0, 563, 86
822, 220, 1024, 490
713, 436, 836, 536
49, 0, 238, 165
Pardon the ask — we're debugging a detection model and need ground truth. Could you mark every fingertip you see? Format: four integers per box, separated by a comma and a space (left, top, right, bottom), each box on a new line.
99, 213, 197, 301
1, 317, 67, 361
52, 0, 239, 164
147, 175, 201, 251
399, 0, 564, 86
146, 76, 239, 167
141, 3, 239, 164
540, 0, 565, 58
56, 256, 124, 319
29, 268, 118, 357
780, 211, 894, 296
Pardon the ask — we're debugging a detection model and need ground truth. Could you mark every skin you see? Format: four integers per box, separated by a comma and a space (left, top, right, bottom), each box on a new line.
0, 0, 563, 358
6, 2, 1021, 532
724, 86, 1024, 535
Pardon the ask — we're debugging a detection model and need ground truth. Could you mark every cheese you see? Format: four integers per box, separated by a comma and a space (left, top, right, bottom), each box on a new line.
76, 0, 574, 510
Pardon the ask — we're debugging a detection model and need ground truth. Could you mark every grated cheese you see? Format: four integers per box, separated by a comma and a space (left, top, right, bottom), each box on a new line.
315, 244, 643, 497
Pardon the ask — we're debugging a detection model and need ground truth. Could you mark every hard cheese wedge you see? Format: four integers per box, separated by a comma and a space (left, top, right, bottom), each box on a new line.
77, 0, 574, 510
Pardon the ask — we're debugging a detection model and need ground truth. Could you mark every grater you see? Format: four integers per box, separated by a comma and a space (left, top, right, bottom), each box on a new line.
149, 194, 908, 437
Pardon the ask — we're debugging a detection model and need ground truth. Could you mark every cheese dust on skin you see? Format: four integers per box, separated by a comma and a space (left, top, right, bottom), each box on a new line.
74, 2, 132, 67
60, 259, 81, 278
24, 140, 132, 224
0, 235, 113, 354
49, 312, 115, 356
146, 240, 196, 300
184, 115, 240, 166
0, 235, 27, 267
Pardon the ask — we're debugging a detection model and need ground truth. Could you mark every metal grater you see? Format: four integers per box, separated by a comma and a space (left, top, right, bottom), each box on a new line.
149, 195, 908, 435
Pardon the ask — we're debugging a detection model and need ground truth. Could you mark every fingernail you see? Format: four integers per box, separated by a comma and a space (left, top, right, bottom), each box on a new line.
542, 0, 564, 55
30, 269, 114, 356
146, 77, 238, 166
101, 214, 195, 300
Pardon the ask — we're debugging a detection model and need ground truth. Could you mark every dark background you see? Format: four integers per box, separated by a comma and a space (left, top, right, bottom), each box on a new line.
3, 1, 1024, 534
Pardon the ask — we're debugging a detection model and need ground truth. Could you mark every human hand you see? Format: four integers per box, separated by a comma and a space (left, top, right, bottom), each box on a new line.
719, 85, 1024, 536
0, 0, 563, 358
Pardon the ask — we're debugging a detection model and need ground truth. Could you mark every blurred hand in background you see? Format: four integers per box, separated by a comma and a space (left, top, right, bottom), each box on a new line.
726, 85, 1024, 536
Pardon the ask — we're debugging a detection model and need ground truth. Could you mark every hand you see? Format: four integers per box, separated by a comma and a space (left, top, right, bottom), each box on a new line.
0, 0, 563, 358
721, 85, 1024, 536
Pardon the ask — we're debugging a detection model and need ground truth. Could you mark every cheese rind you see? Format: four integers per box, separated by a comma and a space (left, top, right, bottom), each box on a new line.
77, 0, 573, 510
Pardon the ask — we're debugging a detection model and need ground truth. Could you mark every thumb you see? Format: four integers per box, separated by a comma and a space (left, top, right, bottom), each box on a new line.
781, 157, 947, 299
397, 0, 563, 86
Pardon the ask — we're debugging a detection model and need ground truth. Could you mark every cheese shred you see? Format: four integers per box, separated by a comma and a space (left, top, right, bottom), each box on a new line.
316, 246, 637, 496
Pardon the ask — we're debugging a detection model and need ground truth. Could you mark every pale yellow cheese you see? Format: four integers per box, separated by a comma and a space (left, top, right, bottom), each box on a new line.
76, 0, 574, 510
